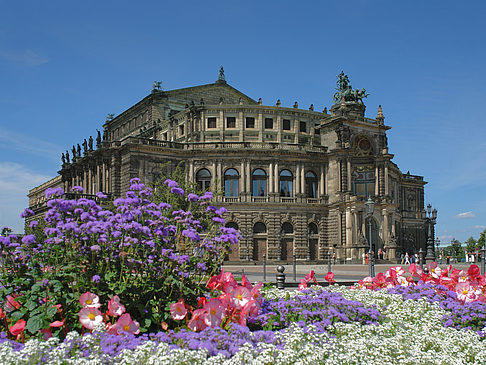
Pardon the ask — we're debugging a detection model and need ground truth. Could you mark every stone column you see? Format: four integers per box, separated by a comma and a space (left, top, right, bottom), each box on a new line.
375, 166, 379, 196
383, 209, 389, 248
274, 162, 279, 193
217, 161, 222, 192
300, 164, 305, 196
296, 165, 300, 194
238, 110, 244, 142
385, 164, 389, 196
347, 160, 352, 192
219, 110, 224, 140
245, 160, 251, 194
201, 110, 206, 142
240, 160, 245, 195
345, 208, 352, 249
269, 162, 274, 194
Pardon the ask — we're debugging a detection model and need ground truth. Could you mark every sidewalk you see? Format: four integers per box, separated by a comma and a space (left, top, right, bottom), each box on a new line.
222, 262, 475, 285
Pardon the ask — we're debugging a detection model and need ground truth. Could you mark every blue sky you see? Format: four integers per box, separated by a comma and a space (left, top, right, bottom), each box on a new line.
1, 1, 485, 245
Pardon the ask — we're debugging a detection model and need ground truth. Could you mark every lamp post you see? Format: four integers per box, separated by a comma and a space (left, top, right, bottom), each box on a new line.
424, 203, 437, 264
365, 197, 375, 277
435, 238, 441, 264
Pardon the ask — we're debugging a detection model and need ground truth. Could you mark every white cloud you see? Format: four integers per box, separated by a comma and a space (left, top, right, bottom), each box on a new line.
473, 225, 486, 230
454, 211, 476, 219
0, 49, 48, 66
438, 234, 454, 242
0, 127, 61, 162
0, 162, 52, 233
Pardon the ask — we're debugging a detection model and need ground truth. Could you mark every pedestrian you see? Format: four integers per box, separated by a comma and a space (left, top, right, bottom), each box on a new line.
332, 252, 336, 264
404, 252, 410, 265
401, 253, 405, 264
378, 248, 382, 261
362, 252, 366, 265
365, 253, 369, 265
446, 255, 450, 264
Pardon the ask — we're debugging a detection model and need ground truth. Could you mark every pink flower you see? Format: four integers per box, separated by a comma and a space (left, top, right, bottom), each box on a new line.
79, 307, 104, 329
229, 286, 251, 310
5, 294, 21, 312
50, 320, 64, 328
107, 295, 126, 317
305, 270, 315, 282
10, 319, 25, 337
298, 279, 308, 290
187, 309, 207, 332
456, 282, 481, 303
240, 274, 253, 291
39, 328, 52, 340
203, 298, 226, 327
250, 282, 263, 306
324, 272, 335, 283
115, 313, 140, 334
237, 299, 257, 326
170, 299, 188, 321
79, 292, 101, 308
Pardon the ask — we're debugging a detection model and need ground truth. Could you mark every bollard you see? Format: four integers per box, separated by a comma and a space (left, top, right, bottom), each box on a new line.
293, 253, 297, 282
419, 248, 424, 269
327, 252, 331, 273
263, 254, 267, 282
276, 265, 286, 290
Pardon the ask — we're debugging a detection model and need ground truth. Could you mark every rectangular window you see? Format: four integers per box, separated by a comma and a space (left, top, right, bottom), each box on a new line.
283, 119, 291, 130
246, 117, 255, 128
179, 125, 184, 136
264, 118, 273, 129
207, 117, 217, 128
314, 125, 320, 135
226, 117, 236, 128
300, 121, 306, 133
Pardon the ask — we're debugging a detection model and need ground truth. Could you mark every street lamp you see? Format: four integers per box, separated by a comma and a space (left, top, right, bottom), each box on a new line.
365, 197, 375, 277
435, 238, 441, 264
481, 235, 486, 275
424, 204, 437, 264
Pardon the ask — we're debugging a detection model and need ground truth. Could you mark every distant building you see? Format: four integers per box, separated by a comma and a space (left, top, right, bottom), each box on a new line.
28, 70, 432, 262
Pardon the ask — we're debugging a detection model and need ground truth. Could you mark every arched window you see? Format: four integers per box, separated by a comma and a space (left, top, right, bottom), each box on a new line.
225, 222, 239, 230
282, 222, 294, 234
253, 222, 267, 234
252, 169, 267, 197
196, 169, 211, 191
308, 223, 318, 235
305, 171, 318, 198
279, 169, 293, 197
224, 168, 239, 197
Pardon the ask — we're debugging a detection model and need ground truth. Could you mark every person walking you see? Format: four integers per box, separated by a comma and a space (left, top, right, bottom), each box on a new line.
362, 252, 366, 265
404, 252, 410, 265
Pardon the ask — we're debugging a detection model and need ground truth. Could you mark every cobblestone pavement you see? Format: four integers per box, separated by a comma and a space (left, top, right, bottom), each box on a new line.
222, 262, 477, 285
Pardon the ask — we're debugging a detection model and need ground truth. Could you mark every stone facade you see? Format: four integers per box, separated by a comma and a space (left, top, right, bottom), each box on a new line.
28, 74, 430, 263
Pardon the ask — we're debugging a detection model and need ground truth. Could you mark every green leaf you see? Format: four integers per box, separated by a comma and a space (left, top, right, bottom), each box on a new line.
9, 311, 24, 322
26, 315, 45, 335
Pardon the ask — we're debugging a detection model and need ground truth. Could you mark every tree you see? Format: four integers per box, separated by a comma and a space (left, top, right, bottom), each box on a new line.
478, 229, 486, 250
465, 236, 477, 253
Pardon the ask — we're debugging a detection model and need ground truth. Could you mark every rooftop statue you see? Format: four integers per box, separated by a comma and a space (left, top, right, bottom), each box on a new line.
218, 66, 225, 81
152, 81, 162, 91
333, 71, 369, 104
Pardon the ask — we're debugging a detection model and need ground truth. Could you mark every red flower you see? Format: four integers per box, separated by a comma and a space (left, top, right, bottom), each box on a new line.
324, 272, 335, 283
10, 319, 26, 337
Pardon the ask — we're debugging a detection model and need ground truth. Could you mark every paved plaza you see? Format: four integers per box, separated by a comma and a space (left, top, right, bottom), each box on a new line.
223, 262, 477, 286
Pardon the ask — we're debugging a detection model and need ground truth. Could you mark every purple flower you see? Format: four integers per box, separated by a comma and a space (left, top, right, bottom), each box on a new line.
171, 187, 185, 196
90, 245, 101, 252
21, 234, 36, 245
20, 208, 34, 218
71, 186, 84, 193
164, 179, 179, 188
95, 192, 108, 199
187, 193, 199, 202
45, 187, 64, 198
92, 275, 101, 283
29, 220, 38, 228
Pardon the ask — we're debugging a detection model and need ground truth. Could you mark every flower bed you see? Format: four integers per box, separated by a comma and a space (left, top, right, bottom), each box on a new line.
1, 177, 486, 363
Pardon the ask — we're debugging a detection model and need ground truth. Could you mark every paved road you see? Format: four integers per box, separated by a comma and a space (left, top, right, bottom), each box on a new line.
222, 262, 478, 285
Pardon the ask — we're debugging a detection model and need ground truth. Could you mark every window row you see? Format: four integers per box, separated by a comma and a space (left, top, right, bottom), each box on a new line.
196, 168, 319, 198
226, 221, 319, 235
206, 117, 320, 134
